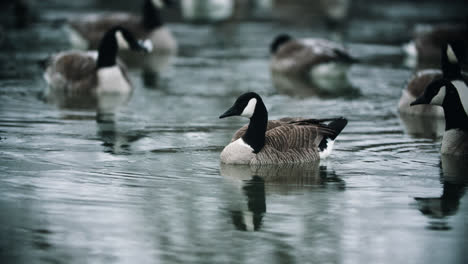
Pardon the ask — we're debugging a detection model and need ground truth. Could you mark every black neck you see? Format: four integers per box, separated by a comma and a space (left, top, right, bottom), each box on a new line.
242, 102, 268, 153
442, 47, 462, 79
142, 0, 163, 30
443, 84, 468, 131
96, 30, 118, 69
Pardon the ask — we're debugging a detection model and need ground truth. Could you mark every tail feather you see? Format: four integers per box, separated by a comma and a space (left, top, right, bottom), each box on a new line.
327, 117, 348, 140
318, 117, 347, 154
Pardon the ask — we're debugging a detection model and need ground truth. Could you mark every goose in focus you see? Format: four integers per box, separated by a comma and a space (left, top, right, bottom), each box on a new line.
411, 44, 468, 155
219, 92, 348, 164
403, 23, 468, 69
67, 0, 177, 85
43, 26, 151, 109
270, 34, 357, 96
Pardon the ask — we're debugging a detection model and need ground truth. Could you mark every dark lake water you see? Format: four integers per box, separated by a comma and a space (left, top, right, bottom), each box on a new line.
1, 1, 468, 263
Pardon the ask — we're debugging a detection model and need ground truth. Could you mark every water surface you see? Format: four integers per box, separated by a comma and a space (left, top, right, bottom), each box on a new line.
1, 1, 468, 263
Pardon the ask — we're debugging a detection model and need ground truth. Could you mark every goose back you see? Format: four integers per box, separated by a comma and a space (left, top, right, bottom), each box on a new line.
230, 118, 338, 164
44, 51, 99, 95
271, 39, 353, 75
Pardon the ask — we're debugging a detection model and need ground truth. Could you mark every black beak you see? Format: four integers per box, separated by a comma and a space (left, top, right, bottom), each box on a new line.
410, 95, 429, 106
219, 106, 239, 119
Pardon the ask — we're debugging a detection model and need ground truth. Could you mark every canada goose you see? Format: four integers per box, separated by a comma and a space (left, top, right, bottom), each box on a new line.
43, 26, 151, 108
398, 69, 444, 117
403, 23, 468, 69
411, 44, 468, 155
270, 34, 356, 96
181, 0, 234, 22
67, 0, 177, 84
219, 92, 348, 164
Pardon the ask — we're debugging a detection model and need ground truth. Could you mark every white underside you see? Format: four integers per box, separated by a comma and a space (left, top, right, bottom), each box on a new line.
220, 138, 256, 165
96, 66, 132, 94
441, 129, 468, 155
452, 80, 468, 117
319, 139, 335, 159
309, 62, 350, 91
181, 0, 234, 21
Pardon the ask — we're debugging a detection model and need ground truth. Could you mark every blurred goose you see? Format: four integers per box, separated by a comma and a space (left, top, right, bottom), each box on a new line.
67, 0, 177, 84
270, 34, 356, 95
181, 0, 234, 22
219, 92, 348, 164
399, 69, 468, 116
411, 44, 468, 155
43, 26, 151, 102
398, 69, 444, 117
403, 23, 468, 69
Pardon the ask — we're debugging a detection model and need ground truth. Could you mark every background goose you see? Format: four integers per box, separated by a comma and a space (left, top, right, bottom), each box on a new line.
219, 92, 348, 165
403, 23, 468, 69
43, 26, 151, 109
411, 44, 468, 155
181, 0, 234, 22
270, 34, 357, 96
399, 69, 444, 117
67, 0, 177, 85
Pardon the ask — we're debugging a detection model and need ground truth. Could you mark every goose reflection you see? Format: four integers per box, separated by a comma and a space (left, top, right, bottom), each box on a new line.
230, 175, 266, 232
220, 163, 345, 231
43, 88, 145, 154
414, 155, 467, 230
96, 113, 148, 155
398, 114, 445, 139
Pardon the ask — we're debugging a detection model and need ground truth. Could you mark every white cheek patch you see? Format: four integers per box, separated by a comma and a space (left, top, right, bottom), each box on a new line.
152, 0, 164, 8
452, 80, 468, 116
139, 39, 153, 52
115, 31, 129, 50
241, 98, 257, 118
430, 86, 446, 106
446, 45, 458, 64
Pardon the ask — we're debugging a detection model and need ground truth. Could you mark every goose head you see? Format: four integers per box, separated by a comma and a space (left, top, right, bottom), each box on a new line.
270, 34, 293, 54
97, 26, 152, 68
411, 43, 465, 109
219, 92, 265, 119
112, 26, 152, 52
410, 78, 452, 107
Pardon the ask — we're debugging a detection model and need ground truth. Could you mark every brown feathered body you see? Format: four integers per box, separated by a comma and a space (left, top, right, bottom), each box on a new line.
270, 38, 354, 95
43, 51, 132, 109
222, 118, 337, 165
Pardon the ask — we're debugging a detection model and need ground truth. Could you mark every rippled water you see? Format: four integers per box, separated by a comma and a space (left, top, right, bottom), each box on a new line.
1, 1, 468, 264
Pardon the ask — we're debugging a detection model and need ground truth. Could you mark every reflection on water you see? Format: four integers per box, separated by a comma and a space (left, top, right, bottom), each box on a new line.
2, 0, 468, 263
230, 175, 266, 231
399, 113, 445, 139
96, 117, 147, 155
221, 163, 345, 231
414, 155, 468, 230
